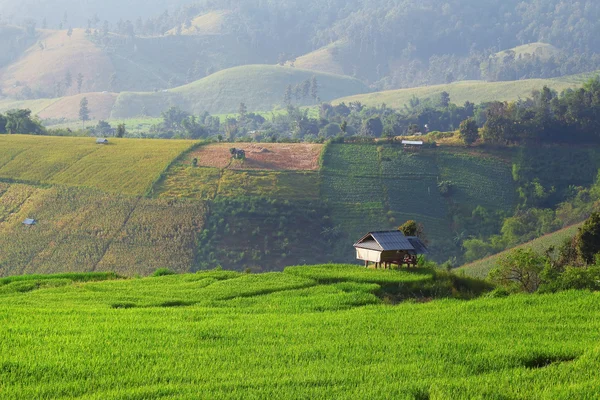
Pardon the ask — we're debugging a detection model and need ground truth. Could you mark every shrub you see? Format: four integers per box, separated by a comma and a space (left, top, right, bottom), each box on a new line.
152, 268, 177, 277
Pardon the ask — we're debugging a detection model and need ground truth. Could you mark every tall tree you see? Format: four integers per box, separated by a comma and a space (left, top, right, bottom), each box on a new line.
116, 123, 126, 138
284, 85, 293, 106
310, 76, 318, 103
76, 73, 84, 94
459, 118, 479, 146
64, 71, 72, 90
79, 97, 90, 128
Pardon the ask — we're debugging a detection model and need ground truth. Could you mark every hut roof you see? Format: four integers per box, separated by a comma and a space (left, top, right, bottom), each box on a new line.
23, 218, 36, 226
354, 231, 427, 254
401, 140, 423, 145
96, 138, 109, 144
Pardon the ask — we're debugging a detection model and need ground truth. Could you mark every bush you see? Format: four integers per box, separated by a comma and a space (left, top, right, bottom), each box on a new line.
152, 268, 177, 277
488, 248, 546, 293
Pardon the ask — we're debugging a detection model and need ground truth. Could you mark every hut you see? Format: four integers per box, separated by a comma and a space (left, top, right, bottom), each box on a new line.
22, 218, 36, 226
96, 138, 109, 145
401, 140, 423, 151
354, 231, 427, 269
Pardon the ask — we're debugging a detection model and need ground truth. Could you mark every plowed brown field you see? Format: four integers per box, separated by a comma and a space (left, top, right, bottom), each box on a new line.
189, 143, 323, 171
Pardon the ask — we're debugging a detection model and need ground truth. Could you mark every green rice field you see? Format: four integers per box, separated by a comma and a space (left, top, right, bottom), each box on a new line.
0, 265, 599, 399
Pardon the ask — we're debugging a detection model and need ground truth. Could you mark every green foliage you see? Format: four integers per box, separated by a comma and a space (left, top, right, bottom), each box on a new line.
3, 109, 45, 135
458, 118, 479, 145
576, 212, 600, 264
115, 123, 126, 138
0, 266, 598, 398
489, 248, 546, 293
152, 268, 177, 277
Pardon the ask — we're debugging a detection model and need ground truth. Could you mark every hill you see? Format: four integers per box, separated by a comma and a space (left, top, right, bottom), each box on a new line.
0, 266, 599, 398
2, 135, 600, 275
333, 72, 598, 109
165, 10, 233, 36
495, 42, 561, 60
0, 29, 115, 98
457, 224, 582, 279
286, 41, 348, 76
110, 65, 369, 118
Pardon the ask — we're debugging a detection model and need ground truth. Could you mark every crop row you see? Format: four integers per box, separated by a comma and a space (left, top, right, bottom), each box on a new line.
0, 183, 206, 277
0, 272, 599, 398
0, 135, 194, 195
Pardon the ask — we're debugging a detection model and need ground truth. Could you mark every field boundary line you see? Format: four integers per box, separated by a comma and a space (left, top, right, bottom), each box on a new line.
46, 145, 104, 184
92, 196, 143, 272
146, 141, 208, 198
0, 148, 29, 171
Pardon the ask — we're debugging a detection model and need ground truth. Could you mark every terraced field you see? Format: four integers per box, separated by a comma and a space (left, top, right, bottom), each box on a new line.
0, 183, 206, 277
153, 143, 323, 201
1, 266, 600, 399
0, 135, 194, 195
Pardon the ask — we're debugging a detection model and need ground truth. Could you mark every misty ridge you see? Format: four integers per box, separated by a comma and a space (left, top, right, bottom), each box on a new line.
0, 0, 599, 94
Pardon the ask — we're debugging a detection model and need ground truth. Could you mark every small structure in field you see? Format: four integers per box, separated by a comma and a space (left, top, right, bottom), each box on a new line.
23, 218, 36, 226
401, 140, 423, 151
96, 138, 109, 145
354, 230, 427, 269
230, 148, 246, 160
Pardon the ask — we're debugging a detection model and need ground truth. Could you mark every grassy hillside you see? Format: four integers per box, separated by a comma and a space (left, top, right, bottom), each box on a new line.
166, 10, 233, 36
0, 135, 597, 275
458, 223, 583, 279
1, 267, 599, 398
0, 29, 115, 97
495, 42, 560, 60
111, 65, 369, 117
333, 71, 599, 109
286, 41, 347, 76
321, 144, 518, 261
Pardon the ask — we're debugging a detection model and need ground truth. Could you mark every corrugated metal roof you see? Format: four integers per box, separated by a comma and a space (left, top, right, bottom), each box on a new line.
371, 231, 415, 251
401, 140, 423, 145
407, 237, 428, 254
355, 240, 382, 251
354, 231, 428, 254
23, 218, 36, 225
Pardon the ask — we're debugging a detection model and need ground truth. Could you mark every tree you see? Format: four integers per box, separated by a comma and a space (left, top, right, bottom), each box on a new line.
363, 117, 383, 137
64, 71, 73, 90
284, 85, 293, 106
238, 102, 247, 120
439, 91, 451, 108
109, 73, 118, 92
76, 73, 84, 94
116, 123, 126, 138
5, 109, 45, 134
310, 76, 318, 102
161, 106, 190, 132
577, 212, 600, 264
489, 248, 546, 293
93, 120, 113, 137
79, 97, 90, 127
399, 220, 426, 242
459, 118, 479, 145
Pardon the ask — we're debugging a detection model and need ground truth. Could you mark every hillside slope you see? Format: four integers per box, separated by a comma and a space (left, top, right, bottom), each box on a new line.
333, 71, 598, 108
0, 29, 115, 97
111, 65, 369, 117
457, 223, 582, 279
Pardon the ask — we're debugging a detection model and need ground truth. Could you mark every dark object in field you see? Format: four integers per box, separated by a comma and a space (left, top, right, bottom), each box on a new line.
96, 138, 109, 145
192, 158, 198, 167
22, 218, 36, 226
229, 148, 246, 160
354, 230, 428, 269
